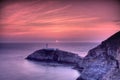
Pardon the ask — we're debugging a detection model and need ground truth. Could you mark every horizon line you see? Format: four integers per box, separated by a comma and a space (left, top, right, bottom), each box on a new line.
0, 41, 101, 43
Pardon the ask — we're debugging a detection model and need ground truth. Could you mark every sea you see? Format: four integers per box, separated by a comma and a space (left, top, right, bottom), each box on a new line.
0, 42, 99, 80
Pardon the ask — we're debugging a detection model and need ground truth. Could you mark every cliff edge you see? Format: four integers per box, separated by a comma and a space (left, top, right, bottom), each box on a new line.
77, 31, 120, 80
26, 48, 82, 66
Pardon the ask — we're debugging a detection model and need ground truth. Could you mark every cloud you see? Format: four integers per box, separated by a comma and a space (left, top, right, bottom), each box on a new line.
0, 0, 120, 42
1, 1, 72, 26
113, 20, 120, 26
42, 5, 71, 15
24, 22, 55, 26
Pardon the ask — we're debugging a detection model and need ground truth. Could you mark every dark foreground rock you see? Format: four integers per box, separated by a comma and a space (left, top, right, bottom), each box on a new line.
77, 31, 120, 80
26, 48, 82, 65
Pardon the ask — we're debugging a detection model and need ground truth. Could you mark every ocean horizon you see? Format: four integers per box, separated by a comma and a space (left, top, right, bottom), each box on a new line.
0, 42, 99, 80
0, 42, 99, 56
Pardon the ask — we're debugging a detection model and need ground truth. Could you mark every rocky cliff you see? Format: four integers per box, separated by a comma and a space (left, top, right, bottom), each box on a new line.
26, 48, 82, 65
77, 31, 120, 80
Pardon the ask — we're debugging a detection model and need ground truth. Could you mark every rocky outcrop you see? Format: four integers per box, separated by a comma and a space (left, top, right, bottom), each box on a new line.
26, 48, 82, 65
77, 31, 120, 80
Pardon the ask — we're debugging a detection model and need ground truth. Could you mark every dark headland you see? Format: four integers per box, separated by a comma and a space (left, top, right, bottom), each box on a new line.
26, 48, 82, 66
26, 31, 120, 80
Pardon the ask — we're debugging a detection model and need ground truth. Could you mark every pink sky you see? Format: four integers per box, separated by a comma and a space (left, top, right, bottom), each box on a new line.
0, 0, 120, 42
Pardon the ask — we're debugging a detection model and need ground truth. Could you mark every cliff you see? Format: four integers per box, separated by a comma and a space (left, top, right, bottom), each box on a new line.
77, 31, 120, 80
26, 48, 82, 65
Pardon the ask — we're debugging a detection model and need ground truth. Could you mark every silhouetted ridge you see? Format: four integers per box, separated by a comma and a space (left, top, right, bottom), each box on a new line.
105, 31, 120, 41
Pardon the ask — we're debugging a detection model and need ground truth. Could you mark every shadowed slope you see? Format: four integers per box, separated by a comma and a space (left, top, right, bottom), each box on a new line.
77, 31, 120, 80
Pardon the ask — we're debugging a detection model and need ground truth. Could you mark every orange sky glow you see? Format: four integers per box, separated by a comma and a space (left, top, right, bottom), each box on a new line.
0, 0, 120, 42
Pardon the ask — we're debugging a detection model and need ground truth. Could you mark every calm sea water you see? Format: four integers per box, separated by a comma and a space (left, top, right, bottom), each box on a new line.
0, 42, 98, 80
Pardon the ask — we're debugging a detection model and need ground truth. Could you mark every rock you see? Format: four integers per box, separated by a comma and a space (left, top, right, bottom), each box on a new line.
26, 48, 82, 65
77, 31, 120, 80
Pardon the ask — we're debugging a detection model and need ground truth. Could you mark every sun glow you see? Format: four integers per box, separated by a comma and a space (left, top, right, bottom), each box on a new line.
0, 0, 119, 42
55, 40, 59, 43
